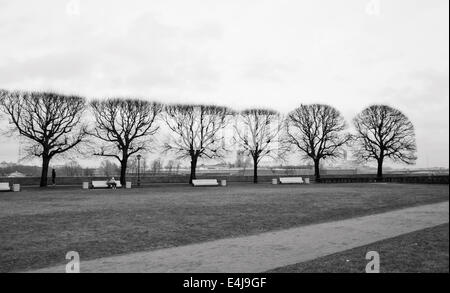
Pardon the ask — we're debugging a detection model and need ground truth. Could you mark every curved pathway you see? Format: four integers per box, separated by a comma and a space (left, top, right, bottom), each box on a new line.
29, 201, 449, 273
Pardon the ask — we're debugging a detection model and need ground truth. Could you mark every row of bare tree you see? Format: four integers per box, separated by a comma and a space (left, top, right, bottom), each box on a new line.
0, 90, 417, 187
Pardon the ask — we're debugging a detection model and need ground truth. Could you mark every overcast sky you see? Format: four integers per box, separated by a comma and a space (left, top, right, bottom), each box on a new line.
0, 0, 448, 168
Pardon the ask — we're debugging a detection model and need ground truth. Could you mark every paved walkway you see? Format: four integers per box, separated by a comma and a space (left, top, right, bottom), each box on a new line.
30, 201, 449, 273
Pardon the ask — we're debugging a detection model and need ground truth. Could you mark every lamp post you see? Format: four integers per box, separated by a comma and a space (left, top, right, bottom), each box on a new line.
137, 154, 141, 187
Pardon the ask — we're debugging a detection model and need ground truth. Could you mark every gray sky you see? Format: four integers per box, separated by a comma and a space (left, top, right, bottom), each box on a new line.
0, 0, 448, 168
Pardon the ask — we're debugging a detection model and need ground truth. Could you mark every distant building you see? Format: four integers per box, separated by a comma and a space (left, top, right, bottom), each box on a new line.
7, 171, 26, 178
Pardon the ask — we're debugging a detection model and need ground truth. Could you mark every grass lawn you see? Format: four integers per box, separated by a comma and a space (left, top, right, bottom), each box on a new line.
267, 223, 449, 273
0, 183, 448, 272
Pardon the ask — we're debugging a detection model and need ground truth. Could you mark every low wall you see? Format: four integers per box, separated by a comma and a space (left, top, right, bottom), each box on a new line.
0, 175, 302, 186
1, 174, 448, 186
319, 174, 449, 184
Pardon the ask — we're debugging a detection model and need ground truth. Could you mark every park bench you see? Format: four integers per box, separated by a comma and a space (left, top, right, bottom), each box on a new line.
0, 182, 11, 192
279, 177, 304, 184
192, 179, 219, 186
91, 180, 122, 189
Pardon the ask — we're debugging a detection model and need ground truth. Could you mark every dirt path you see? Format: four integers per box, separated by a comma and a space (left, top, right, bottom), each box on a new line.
29, 201, 449, 273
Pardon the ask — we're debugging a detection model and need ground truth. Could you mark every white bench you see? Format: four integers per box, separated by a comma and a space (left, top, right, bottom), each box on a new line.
279, 177, 304, 184
0, 182, 11, 191
91, 180, 122, 189
192, 179, 219, 186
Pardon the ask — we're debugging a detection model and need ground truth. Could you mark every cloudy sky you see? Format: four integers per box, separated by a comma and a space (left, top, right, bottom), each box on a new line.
0, 0, 448, 168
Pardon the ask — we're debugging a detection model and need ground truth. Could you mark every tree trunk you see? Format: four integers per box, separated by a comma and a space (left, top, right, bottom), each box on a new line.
314, 159, 321, 182
40, 155, 50, 187
189, 155, 198, 185
376, 158, 383, 182
253, 156, 258, 184
120, 156, 128, 185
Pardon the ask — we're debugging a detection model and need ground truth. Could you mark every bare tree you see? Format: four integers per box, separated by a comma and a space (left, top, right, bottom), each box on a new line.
353, 105, 417, 180
165, 160, 175, 174
150, 158, 163, 175
285, 104, 351, 181
90, 98, 162, 185
163, 104, 233, 184
234, 150, 252, 169
60, 160, 84, 177
234, 109, 284, 183
0, 90, 87, 187
99, 160, 120, 177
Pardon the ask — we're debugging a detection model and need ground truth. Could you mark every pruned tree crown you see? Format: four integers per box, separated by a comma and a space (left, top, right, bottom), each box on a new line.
353, 104, 417, 164
234, 108, 284, 163
163, 103, 234, 159
90, 97, 163, 162
0, 90, 87, 159
286, 103, 351, 161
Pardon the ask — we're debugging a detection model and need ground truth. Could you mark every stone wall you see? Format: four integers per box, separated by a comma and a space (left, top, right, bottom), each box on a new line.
1, 174, 448, 186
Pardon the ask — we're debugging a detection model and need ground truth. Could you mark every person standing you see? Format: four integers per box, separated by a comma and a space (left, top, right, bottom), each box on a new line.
52, 168, 56, 186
